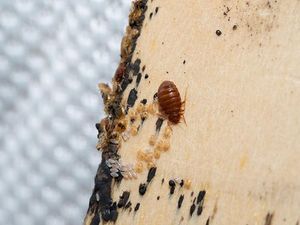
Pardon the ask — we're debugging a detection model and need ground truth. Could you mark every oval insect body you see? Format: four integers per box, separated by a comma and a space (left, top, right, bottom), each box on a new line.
157, 80, 185, 124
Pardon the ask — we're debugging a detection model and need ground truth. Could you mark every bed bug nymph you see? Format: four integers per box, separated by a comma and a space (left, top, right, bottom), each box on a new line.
157, 80, 186, 124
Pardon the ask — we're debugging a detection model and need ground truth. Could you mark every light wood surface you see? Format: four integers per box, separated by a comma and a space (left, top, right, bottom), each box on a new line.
88, 0, 300, 224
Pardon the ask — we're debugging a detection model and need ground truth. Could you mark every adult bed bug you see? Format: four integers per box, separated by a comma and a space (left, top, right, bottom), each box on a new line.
157, 80, 186, 124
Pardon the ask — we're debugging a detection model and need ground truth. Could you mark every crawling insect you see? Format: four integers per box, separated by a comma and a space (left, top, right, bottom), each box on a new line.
157, 80, 186, 124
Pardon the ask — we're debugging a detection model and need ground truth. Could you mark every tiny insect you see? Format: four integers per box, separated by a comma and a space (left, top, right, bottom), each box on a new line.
157, 80, 186, 124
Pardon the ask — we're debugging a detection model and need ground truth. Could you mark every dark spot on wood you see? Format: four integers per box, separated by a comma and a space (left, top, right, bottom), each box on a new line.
140, 99, 147, 105
180, 180, 184, 187
233, 25, 238, 30
157, 196, 160, 200
139, 183, 147, 196
101, 202, 118, 222
145, 74, 149, 79
117, 191, 130, 208
155, 118, 164, 132
190, 204, 196, 216
125, 201, 132, 209
183, 60, 186, 64
216, 30, 222, 36
149, 12, 153, 19
136, 73, 142, 87
147, 167, 157, 183
265, 213, 274, 225
155, 7, 159, 14
178, 195, 184, 209
126, 88, 138, 113
196, 190, 206, 204
197, 205, 203, 216
166, 71, 169, 74
90, 213, 100, 225
206, 217, 210, 225
134, 203, 140, 212
169, 180, 176, 195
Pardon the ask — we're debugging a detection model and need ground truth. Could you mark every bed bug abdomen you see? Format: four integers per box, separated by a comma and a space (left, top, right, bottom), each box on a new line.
157, 80, 184, 124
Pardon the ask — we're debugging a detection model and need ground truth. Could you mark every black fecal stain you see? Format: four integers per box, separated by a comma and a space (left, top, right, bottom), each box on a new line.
140, 99, 147, 105
90, 213, 100, 225
183, 60, 186, 64
161, 178, 165, 184
196, 190, 206, 204
145, 74, 149, 79
206, 217, 210, 225
117, 191, 130, 208
101, 202, 118, 222
153, 92, 158, 100
139, 183, 147, 196
149, 12, 153, 19
216, 30, 222, 36
141, 116, 146, 125
126, 88, 138, 113
178, 195, 184, 209
197, 205, 203, 216
157, 196, 160, 200
155, 7, 159, 14
180, 180, 184, 187
142, 65, 146, 72
131, 58, 141, 76
155, 118, 164, 133
190, 204, 196, 216
125, 201, 132, 209
265, 213, 274, 225
169, 180, 176, 195
136, 73, 142, 87
87, 0, 149, 223
134, 203, 140, 212
191, 192, 194, 197
147, 167, 157, 183
233, 25, 238, 30
193, 197, 196, 204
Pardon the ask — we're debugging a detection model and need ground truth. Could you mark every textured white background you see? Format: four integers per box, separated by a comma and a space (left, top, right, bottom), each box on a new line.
0, 1, 130, 224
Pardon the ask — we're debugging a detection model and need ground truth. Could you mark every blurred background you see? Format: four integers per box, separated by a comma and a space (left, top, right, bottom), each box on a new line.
0, 0, 130, 224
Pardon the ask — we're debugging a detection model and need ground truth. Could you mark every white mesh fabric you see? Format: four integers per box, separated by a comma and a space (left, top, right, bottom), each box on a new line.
0, 1, 130, 224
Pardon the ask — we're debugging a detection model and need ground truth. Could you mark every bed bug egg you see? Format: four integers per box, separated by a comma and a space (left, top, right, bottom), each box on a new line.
130, 125, 138, 136
149, 135, 157, 146
154, 149, 160, 159
163, 125, 172, 138
135, 161, 144, 173
157, 80, 185, 124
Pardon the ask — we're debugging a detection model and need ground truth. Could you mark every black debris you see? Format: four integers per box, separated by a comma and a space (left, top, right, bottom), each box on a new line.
117, 191, 130, 208
90, 213, 100, 225
197, 205, 203, 216
169, 180, 176, 195
136, 73, 142, 87
206, 217, 210, 225
139, 183, 147, 196
178, 195, 184, 209
126, 88, 138, 112
196, 190, 206, 204
149, 12, 153, 19
140, 99, 147, 105
125, 201, 132, 209
216, 30, 222, 36
155, 118, 164, 132
134, 203, 140, 212
147, 167, 157, 183
190, 204, 196, 216
179, 180, 184, 187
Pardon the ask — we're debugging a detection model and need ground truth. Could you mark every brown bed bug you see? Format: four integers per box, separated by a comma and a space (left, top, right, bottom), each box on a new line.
157, 80, 186, 124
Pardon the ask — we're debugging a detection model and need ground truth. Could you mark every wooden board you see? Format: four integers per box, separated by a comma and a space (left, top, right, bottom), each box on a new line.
84, 0, 300, 224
